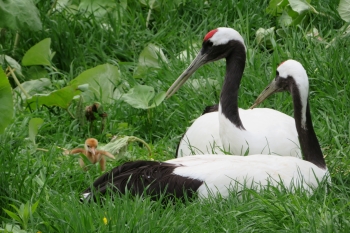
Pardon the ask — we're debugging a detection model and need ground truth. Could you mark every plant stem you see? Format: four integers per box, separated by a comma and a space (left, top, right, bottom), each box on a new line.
36, 148, 49, 152
8, 66, 30, 99
146, 8, 152, 28
147, 109, 151, 123
12, 31, 20, 57
66, 107, 75, 119
37, 146, 69, 153
129, 136, 152, 157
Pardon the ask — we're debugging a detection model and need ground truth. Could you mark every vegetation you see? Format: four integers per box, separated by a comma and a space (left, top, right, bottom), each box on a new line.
0, 0, 350, 232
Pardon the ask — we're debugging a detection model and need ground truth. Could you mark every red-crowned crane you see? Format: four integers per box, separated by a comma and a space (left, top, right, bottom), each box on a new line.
169, 28, 301, 158
69, 138, 115, 171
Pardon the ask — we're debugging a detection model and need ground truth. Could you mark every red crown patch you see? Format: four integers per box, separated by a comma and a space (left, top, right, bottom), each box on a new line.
203, 29, 218, 41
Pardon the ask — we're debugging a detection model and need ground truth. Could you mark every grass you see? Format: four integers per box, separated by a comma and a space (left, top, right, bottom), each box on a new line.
1, 0, 350, 232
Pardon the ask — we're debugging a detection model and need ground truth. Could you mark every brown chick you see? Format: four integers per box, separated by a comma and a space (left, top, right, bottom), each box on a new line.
69, 138, 115, 171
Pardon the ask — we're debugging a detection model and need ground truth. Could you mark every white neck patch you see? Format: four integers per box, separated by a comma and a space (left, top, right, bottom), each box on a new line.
209, 27, 246, 50
277, 60, 309, 129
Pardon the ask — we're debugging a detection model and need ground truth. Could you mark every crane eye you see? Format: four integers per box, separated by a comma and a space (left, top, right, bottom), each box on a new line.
207, 41, 213, 47
275, 71, 279, 80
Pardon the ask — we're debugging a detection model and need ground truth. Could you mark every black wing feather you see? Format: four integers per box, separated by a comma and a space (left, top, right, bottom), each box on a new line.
201, 104, 219, 115
82, 160, 203, 201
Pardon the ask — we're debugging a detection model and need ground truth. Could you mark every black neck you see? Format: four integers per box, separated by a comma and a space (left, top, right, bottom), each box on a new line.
219, 43, 246, 129
291, 86, 326, 169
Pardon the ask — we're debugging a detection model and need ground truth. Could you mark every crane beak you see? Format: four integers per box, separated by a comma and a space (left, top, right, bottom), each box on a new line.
166, 52, 208, 98
89, 147, 96, 155
250, 77, 282, 109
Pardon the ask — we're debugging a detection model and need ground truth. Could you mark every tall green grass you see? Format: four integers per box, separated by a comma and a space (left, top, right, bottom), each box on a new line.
1, 0, 350, 232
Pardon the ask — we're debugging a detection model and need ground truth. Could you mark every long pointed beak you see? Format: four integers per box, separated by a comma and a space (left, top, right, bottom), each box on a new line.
250, 78, 281, 109
166, 51, 208, 98
89, 148, 96, 155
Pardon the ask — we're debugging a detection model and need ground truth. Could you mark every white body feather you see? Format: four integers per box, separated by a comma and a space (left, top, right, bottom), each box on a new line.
177, 108, 301, 158
220, 107, 301, 157
167, 154, 328, 198
177, 112, 224, 156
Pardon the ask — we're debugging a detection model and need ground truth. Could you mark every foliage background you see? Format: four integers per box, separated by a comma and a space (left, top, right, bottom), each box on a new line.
0, 0, 350, 232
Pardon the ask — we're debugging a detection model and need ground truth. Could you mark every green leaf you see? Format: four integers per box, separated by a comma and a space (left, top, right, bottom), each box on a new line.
0, 68, 14, 134
0, 55, 23, 78
137, 44, 168, 68
22, 202, 30, 227
122, 85, 155, 109
22, 38, 53, 66
3, 209, 22, 224
9, 204, 19, 213
77, 84, 89, 92
25, 66, 48, 80
176, 43, 200, 62
28, 118, 44, 144
133, 44, 168, 79
69, 64, 120, 104
186, 78, 220, 91
34, 175, 45, 188
14, 78, 52, 101
122, 85, 165, 109
112, 80, 129, 100
290, 11, 308, 26
0, 0, 42, 31
26, 85, 79, 110
256, 27, 276, 49
26, 64, 120, 109
150, 91, 166, 108
31, 200, 39, 213
3, 223, 27, 233
289, 0, 309, 13
101, 135, 151, 158
100, 136, 130, 158
276, 28, 288, 37
278, 10, 293, 26
289, 0, 317, 14
338, 0, 350, 22
266, 0, 288, 16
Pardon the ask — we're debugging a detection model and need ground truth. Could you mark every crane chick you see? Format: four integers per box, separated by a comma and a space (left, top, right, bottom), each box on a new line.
69, 138, 115, 171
